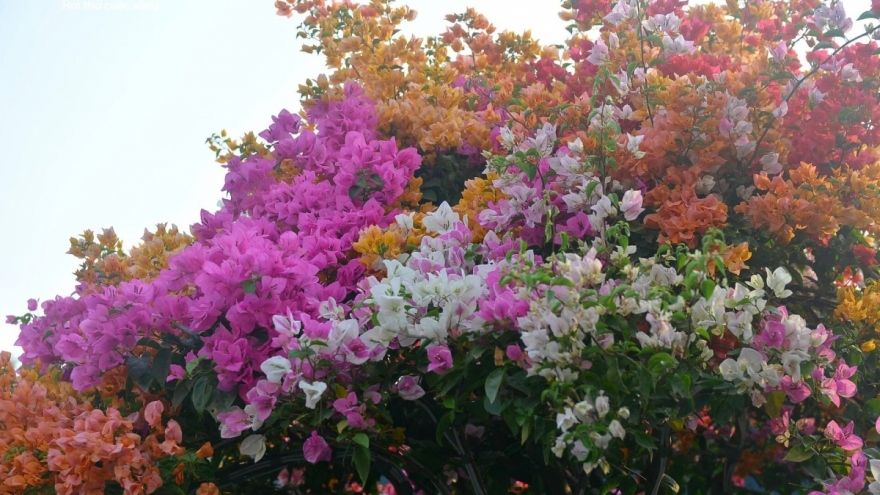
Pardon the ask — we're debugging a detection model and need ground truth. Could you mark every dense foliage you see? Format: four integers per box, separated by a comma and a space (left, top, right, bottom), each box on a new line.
7, 0, 880, 493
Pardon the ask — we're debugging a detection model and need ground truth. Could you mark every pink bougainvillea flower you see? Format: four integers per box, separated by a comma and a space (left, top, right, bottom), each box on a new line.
143, 401, 164, 427
824, 420, 863, 450
506, 345, 524, 361
167, 364, 186, 382
303, 431, 332, 464
396, 375, 425, 400
427, 345, 453, 375
780, 375, 811, 403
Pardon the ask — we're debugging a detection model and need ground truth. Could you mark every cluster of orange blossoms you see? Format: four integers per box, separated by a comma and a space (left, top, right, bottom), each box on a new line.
0, 353, 187, 495
67, 224, 192, 289
273, 0, 880, 256
737, 163, 880, 245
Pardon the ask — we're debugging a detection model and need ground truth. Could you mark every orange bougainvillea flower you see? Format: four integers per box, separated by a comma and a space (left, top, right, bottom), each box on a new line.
721, 242, 752, 275
196, 482, 221, 495
195, 442, 214, 459
643, 184, 728, 248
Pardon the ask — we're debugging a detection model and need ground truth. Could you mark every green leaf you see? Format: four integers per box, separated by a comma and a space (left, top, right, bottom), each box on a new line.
515, 161, 538, 182
466, 346, 487, 364
289, 348, 315, 359
483, 395, 509, 415
859, 11, 880, 20
701, 279, 716, 299
126, 354, 154, 391
185, 356, 203, 376
172, 379, 192, 409
353, 443, 371, 484
584, 180, 599, 198
838, 107, 862, 124
242, 280, 256, 294
352, 433, 369, 449
670, 373, 692, 398
436, 412, 454, 445
485, 368, 505, 404
136, 338, 162, 350
812, 41, 834, 51
648, 352, 676, 373
626, 61, 640, 77
209, 387, 237, 413
864, 398, 880, 418
521, 419, 531, 444
634, 431, 657, 450
191, 375, 212, 413
783, 444, 815, 462
764, 391, 787, 418
770, 71, 795, 81
823, 28, 845, 38
152, 348, 172, 385
438, 369, 463, 396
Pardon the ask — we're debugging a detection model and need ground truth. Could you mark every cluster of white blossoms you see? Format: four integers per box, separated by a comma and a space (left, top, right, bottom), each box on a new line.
358, 208, 489, 351
506, 239, 727, 471
692, 266, 848, 409
552, 391, 629, 475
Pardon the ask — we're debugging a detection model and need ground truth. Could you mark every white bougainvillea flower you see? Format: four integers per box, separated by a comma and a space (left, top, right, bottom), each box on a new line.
765, 267, 793, 299
240, 434, 267, 462
421, 202, 461, 234
260, 355, 292, 384
299, 380, 327, 409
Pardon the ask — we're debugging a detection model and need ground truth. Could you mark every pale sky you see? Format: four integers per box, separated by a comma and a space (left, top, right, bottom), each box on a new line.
0, 0, 871, 358
0, 0, 570, 357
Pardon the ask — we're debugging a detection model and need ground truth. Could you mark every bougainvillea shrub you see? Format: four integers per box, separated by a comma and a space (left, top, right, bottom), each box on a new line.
7, 0, 880, 493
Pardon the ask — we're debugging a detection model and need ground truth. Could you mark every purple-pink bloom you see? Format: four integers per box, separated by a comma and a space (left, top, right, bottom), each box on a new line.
363, 385, 382, 405
819, 362, 858, 407
465, 424, 485, 438
343, 337, 372, 365
303, 431, 332, 464
427, 345, 453, 375
167, 365, 186, 382
218, 407, 252, 439
560, 212, 593, 240
818, 452, 866, 495
769, 408, 790, 436
824, 420, 863, 450
586, 39, 609, 66
780, 375, 811, 403
396, 375, 425, 401
506, 345, 524, 361
333, 392, 370, 429
770, 41, 788, 61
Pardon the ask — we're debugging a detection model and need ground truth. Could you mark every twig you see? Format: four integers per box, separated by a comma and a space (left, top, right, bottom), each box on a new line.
650, 422, 671, 495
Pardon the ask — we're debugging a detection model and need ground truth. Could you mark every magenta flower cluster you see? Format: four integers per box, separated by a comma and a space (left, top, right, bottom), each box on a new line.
15, 83, 420, 395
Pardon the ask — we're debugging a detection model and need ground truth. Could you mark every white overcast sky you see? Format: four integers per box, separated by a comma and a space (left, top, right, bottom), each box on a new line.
0, 0, 871, 357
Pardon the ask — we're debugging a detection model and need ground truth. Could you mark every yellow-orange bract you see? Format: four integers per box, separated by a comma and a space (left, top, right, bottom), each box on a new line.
68, 224, 193, 289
